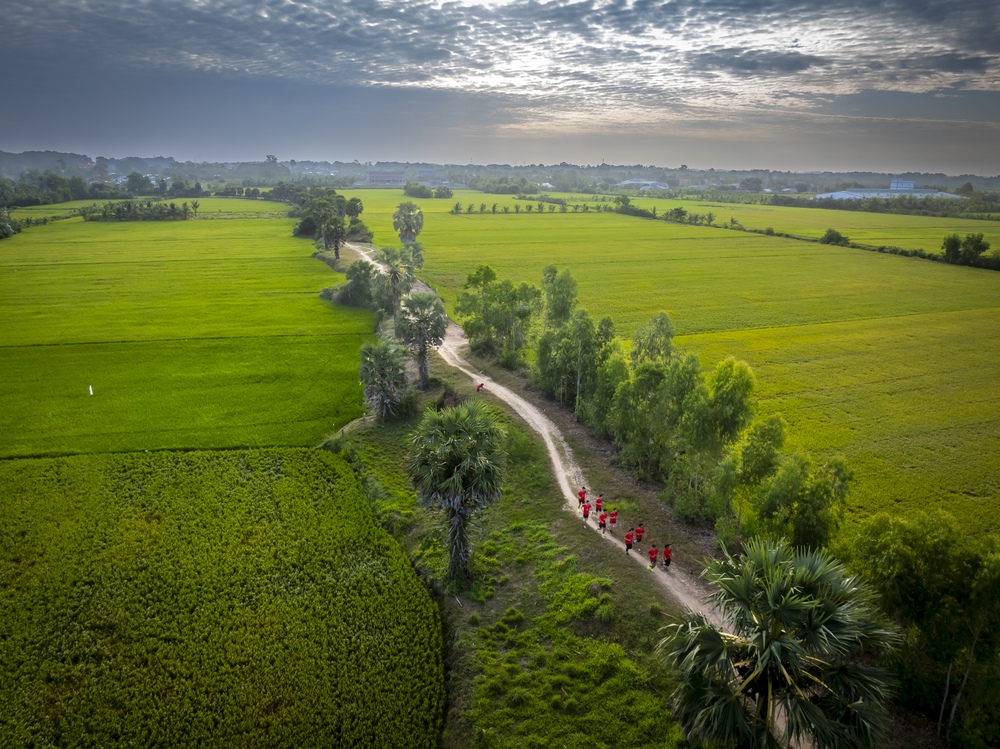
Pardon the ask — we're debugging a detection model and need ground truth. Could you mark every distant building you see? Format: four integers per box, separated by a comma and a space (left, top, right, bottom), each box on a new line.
616, 179, 671, 190
815, 180, 962, 200
367, 170, 406, 187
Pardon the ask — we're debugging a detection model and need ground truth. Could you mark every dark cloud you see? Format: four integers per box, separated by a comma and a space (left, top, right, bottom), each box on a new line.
691, 48, 828, 76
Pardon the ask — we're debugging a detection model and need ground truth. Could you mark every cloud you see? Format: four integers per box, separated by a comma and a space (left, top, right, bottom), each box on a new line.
2, 0, 998, 171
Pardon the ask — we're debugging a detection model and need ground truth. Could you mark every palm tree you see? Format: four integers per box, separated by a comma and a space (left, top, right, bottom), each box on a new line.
658, 537, 898, 749
393, 201, 424, 243
408, 401, 507, 582
375, 247, 415, 323
358, 337, 408, 421
396, 292, 447, 390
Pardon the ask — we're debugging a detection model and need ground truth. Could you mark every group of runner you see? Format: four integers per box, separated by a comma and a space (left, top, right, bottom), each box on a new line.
576, 486, 672, 572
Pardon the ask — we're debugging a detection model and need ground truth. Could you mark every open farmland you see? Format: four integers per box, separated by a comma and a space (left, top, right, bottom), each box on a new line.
357, 192, 1000, 534
629, 197, 1000, 254
0, 448, 445, 748
0, 211, 372, 457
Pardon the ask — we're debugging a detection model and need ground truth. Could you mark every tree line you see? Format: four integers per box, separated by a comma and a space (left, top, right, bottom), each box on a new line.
79, 200, 200, 221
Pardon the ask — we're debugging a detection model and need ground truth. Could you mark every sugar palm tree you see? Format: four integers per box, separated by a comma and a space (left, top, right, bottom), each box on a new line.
396, 292, 448, 390
358, 337, 408, 421
658, 537, 898, 749
375, 247, 415, 323
392, 201, 424, 243
408, 401, 507, 582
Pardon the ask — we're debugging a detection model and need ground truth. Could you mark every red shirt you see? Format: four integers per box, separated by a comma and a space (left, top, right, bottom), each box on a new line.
648, 548, 658, 563
664, 547, 672, 561
635, 527, 645, 541
578, 489, 587, 502
598, 512, 607, 524
609, 511, 617, 523
624, 532, 634, 545
595, 498, 603, 511
582, 502, 591, 516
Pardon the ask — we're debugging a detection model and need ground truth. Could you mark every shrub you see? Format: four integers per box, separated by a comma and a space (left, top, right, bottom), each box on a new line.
819, 228, 849, 246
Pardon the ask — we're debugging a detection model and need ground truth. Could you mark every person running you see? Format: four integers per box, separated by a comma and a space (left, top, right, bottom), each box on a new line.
609, 508, 618, 534
476, 382, 484, 392
634, 522, 645, 552
663, 543, 672, 570
582, 500, 591, 525
598, 510, 607, 537
577, 486, 588, 510
647, 544, 659, 571
624, 528, 634, 554
595, 495, 603, 514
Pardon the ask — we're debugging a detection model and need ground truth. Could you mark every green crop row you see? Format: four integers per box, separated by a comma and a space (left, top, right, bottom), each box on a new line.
0, 448, 445, 748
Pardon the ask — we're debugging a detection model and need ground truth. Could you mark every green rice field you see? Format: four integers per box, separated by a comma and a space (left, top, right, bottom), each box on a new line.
0, 213, 372, 457
357, 190, 1000, 533
0, 448, 444, 748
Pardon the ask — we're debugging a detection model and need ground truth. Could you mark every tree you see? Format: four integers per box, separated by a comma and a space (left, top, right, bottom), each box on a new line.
942, 233, 962, 263
434, 186, 453, 199
541, 265, 577, 330
190, 200, 200, 217
756, 454, 851, 548
393, 201, 424, 243
455, 265, 541, 366
408, 401, 507, 582
359, 337, 409, 421
659, 537, 898, 749
960, 233, 990, 265
375, 247, 415, 323
631, 311, 674, 366
345, 196, 364, 220
396, 292, 448, 390
339, 260, 379, 308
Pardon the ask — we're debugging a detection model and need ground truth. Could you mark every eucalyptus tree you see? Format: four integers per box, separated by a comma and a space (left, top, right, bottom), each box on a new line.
659, 537, 898, 749
393, 201, 424, 243
408, 400, 507, 583
396, 292, 448, 390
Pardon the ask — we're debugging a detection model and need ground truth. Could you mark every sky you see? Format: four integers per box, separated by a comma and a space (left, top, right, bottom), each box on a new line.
2, 0, 999, 174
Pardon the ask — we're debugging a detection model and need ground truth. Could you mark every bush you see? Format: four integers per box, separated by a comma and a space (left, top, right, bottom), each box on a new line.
819, 228, 849, 246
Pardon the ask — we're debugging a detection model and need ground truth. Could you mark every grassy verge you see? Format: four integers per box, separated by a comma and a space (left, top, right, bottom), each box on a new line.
326, 358, 690, 749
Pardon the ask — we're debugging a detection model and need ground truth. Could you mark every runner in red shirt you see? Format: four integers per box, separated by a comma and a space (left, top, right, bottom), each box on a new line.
647, 544, 659, 570
598, 510, 607, 537
595, 495, 603, 513
577, 486, 587, 511
582, 501, 591, 524
608, 508, 618, 534
476, 382, 484, 392
624, 528, 634, 554
663, 544, 672, 570
635, 523, 645, 552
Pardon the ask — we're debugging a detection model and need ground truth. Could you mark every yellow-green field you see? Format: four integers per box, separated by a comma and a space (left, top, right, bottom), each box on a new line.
0, 213, 372, 457
357, 189, 1000, 533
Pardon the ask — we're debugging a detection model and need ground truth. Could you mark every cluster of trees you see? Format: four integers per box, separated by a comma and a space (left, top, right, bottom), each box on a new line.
819, 228, 851, 246
294, 190, 371, 259
466, 175, 540, 194
455, 264, 847, 551
79, 200, 199, 221
0, 172, 130, 207
848, 512, 1000, 747
941, 233, 992, 267
403, 181, 452, 199
772, 192, 1000, 220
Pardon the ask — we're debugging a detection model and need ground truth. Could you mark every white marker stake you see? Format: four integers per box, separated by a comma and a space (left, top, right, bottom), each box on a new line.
89, 385, 93, 396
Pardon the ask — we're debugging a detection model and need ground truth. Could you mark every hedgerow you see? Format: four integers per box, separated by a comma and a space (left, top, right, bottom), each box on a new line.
0, 448, 444, 748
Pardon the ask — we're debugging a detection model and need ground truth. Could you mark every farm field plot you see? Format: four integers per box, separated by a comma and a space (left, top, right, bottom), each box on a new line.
629, 197, 1000, 253
404, 208, 1000, 534
0, 217, 372, 456
0, 448, 444, 748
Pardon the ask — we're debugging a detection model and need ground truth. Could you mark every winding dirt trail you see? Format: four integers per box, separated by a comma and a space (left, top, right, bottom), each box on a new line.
347, 242, 723, 628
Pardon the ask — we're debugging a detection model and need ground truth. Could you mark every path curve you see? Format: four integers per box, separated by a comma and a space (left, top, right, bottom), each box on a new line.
347, 243, 724, 628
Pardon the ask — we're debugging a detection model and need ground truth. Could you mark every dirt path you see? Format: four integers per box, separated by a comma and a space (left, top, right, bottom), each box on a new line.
346, 243, 724, 628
